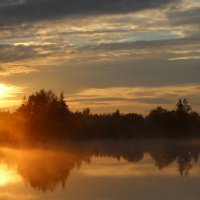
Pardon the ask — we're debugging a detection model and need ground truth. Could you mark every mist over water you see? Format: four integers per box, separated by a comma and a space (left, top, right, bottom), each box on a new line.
0, 139, 200, 200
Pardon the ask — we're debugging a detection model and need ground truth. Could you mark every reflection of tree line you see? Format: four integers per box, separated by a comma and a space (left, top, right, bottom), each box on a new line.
0, 140, 200, 191
80, 140, 200, 177
0, 90, 200, 143
1, 149, 90, 192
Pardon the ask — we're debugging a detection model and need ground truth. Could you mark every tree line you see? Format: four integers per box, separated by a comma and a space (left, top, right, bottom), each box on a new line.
0, 89, 200, 143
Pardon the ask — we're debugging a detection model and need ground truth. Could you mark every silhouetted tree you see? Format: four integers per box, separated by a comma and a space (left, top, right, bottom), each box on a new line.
82, 108, 91, 116
16, 89, 71, 141
175, 98, 192, 135
176, 98, 191, 114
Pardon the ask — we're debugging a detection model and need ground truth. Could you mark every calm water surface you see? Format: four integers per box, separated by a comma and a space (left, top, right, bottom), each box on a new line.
0, 140, 200, 200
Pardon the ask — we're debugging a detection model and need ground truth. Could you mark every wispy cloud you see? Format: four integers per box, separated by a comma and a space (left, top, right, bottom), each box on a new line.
66, 85, 200, 113
0, 0, 199, 112
0, 65, 39, 76
168, 56, 200, 61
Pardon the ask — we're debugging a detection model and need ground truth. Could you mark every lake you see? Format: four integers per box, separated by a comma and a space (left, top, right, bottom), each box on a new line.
0, 139, 200, 200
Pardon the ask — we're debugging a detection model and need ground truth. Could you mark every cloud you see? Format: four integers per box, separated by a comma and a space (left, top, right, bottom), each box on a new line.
0, 44, 41, 62
0, 65, 39, 76
67, 97, 171, 105
1, 36, 200, 66
168, 7, 200, 26
168, 56, 200, 61
0, 0, 199, 114
165, 4, 200, 38
66, 85, 200, 113
78, 37, 200, 52
0, 0, 177, 26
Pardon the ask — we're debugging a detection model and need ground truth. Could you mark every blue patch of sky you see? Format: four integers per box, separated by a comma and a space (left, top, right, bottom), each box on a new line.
1, 37, 43, 45
121, 30, 182, 42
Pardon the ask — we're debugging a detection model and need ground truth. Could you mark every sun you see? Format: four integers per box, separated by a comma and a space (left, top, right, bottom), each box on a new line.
0, 83, 22, 98
0, 165, 21, 186
0, 83, 23, 108
0, 83, 15, 100
0, 84, 10, 96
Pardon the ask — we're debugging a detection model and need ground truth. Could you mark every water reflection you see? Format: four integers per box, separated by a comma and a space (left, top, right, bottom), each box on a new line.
0, 140, 200, 192
0, 148, 90, 192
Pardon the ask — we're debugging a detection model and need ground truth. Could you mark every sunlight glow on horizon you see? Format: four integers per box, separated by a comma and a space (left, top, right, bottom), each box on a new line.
0, 165, 21, 186
0, 83, 23, 108
66, 84, 200, 114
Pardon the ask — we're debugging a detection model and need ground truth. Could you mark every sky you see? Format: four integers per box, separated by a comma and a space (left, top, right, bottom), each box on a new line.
0, 0, 200, 114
